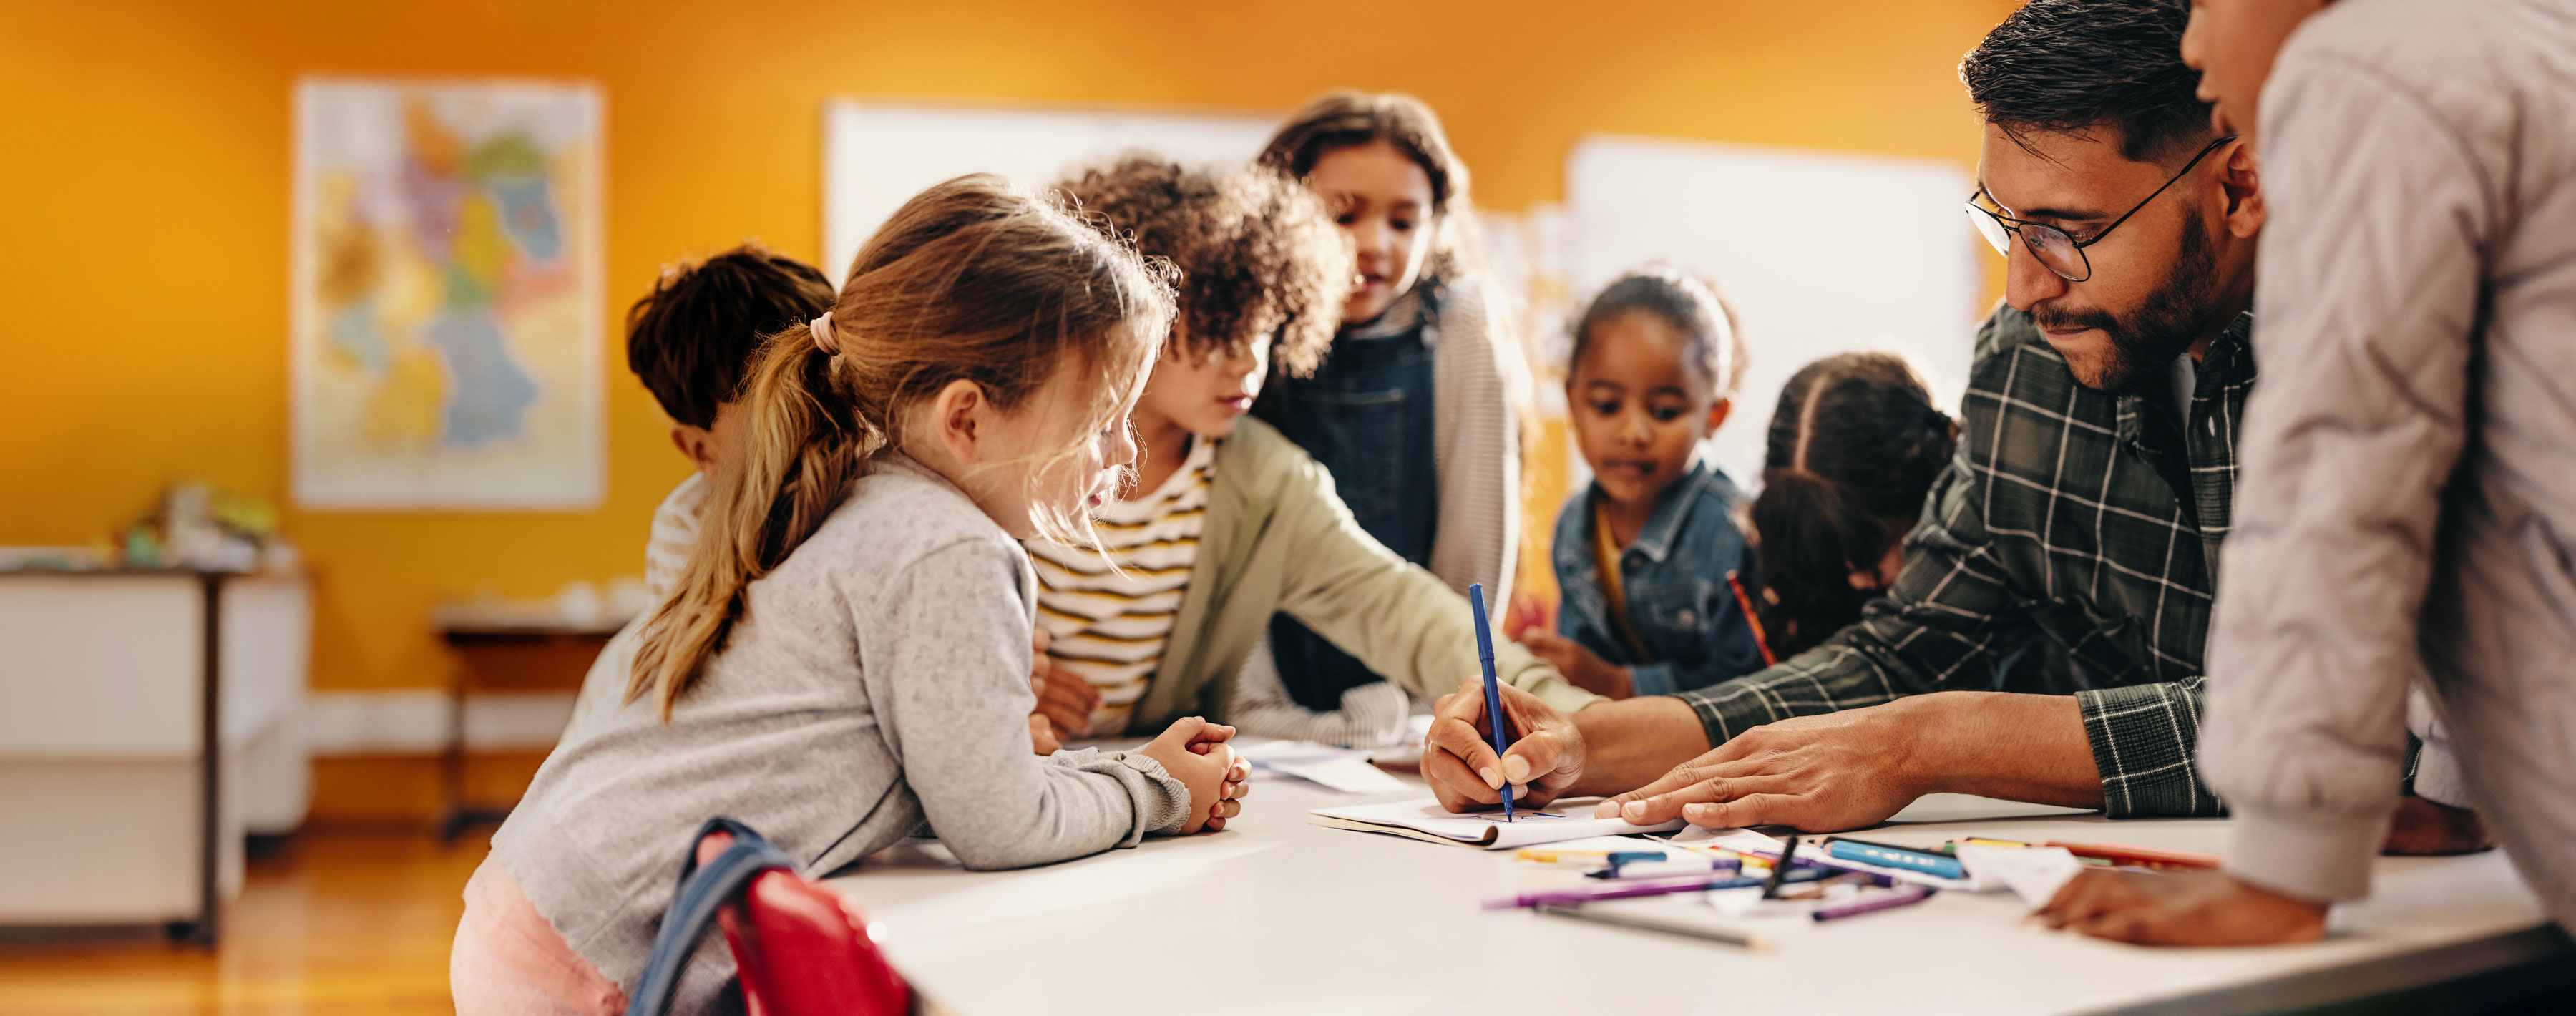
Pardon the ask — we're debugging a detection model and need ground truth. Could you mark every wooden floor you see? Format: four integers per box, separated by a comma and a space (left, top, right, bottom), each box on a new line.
0, 828, 491, 1015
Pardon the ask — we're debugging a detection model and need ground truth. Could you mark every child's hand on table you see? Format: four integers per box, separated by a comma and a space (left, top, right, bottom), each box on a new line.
1186, 721, 1253, 832
1028, 714, 1063, 755
2036, 869, 2328, 945
1520, 632, 1634, 699
1138, 717, 1252, 834
2382, 794, 2492, 855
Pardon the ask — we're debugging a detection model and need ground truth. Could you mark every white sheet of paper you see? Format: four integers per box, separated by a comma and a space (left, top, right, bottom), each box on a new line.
1958, 844, 2084, 909
1272, 756, 1410, 795
1311, 798, 1685, 849
1703, 829, 1786, 854
1234, 737, 1343, 761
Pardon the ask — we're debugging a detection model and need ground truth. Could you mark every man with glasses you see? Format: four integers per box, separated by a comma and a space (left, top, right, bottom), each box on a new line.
1423, 0, 2474, 851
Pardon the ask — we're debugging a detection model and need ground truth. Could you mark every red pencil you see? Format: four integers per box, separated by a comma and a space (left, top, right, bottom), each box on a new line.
1725, 570, 1777, 667
2044, 841, 2223, 869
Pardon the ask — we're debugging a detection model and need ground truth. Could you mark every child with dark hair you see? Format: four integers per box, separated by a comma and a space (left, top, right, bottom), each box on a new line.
1750, 353, 1958, 657
623, 243, 836, 595
560, 243, 836, 745
1525, 267, 1760, 700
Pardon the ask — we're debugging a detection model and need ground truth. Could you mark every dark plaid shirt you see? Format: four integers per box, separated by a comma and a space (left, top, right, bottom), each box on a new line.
1675, 304, 2256, 818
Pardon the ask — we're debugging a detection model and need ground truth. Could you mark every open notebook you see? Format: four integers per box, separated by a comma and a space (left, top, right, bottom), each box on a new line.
1311, 798, 1685, 849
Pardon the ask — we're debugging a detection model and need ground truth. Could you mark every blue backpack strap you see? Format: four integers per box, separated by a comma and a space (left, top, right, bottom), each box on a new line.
622, 817, 801, 1016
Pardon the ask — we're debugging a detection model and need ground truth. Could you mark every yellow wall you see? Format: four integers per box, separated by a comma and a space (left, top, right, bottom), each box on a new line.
0, 0, 2012, 693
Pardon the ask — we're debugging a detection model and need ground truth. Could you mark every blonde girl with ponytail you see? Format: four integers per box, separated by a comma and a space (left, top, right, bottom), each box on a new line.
454, 175, 1250, 1016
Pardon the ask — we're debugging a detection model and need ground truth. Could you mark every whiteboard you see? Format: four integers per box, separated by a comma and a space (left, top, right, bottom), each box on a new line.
821, 101, 1281, 283
1565, 135, 1984, 488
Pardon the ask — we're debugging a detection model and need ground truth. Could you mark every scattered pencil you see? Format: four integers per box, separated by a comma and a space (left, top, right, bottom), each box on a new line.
1536, 902, 1773, 951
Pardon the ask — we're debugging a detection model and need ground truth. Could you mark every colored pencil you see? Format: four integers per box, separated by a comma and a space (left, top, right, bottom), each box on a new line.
1724, 570, 1777, 667
1468, 582, 1513, 821
1483, 869, 1822, 909
1812, 884, 1937, 922
2044, 841, 2223, 869
1761, 836, 1804, 899
1537, 903, 1772, 951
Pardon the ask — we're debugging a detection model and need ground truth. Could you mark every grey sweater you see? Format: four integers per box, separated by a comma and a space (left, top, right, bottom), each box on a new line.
2200, 0, 2576, 919
491, 455, 1191, 1011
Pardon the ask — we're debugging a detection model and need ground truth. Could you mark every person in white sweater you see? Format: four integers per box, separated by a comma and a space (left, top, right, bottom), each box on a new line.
453, 175, 1249, 1015
2039, 0, 2576, 944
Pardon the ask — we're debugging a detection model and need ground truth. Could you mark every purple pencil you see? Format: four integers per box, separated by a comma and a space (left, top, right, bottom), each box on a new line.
1728, 844, 1898, 887
1484, 871, 1810, 909
1811, 884, 1936, 922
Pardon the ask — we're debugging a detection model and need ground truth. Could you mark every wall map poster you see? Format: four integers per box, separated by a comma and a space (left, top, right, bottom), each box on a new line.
292, 78, 602, 508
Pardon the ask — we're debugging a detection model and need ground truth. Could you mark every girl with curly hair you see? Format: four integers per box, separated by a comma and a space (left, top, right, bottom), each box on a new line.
1026, 155, 1599, 750
1249, 92, 1531, 725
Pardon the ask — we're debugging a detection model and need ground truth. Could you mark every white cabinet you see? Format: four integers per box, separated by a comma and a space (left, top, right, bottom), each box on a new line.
0, 572, 311, 940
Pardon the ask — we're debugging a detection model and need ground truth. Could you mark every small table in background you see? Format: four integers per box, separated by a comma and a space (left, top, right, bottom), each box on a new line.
430, 601, 628, 841
0, 567, 311, 948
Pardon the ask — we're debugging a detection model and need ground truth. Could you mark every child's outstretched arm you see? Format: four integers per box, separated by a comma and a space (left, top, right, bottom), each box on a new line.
1268, 456, 1602, 716
863, 539, 1208, 869
1226, 630, 1414, 748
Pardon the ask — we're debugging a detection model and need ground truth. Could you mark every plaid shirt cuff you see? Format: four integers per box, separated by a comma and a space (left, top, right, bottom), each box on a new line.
1674, 678, 1790, 747
2077, 679, 2226, 819
1673, 646, 1904, 748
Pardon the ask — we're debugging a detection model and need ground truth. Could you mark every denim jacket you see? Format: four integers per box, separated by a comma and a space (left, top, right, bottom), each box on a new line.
1551, 454, 1767, 696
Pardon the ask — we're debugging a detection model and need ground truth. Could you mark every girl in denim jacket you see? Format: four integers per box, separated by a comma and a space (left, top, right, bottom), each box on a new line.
1528, 269, 1760, 698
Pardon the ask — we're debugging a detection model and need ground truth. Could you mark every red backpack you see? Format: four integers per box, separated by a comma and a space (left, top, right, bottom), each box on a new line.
623, 818, 917, 1016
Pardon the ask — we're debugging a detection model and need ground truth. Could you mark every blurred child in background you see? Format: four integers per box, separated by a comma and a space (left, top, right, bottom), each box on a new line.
1250, 91, 1528, 721
1747, 352, 1956, 658
562, 245, 836, 743
624, 244, 839, 597
1525, 268, 1760, 699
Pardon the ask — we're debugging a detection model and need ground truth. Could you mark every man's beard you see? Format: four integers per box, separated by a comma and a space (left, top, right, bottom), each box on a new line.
2033, 215, 2226, 395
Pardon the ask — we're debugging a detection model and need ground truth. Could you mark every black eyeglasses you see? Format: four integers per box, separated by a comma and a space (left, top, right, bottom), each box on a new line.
1966, 135, 2238, 283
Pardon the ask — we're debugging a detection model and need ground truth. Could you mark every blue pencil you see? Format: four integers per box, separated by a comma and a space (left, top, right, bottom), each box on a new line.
1468, 583, 1513, 821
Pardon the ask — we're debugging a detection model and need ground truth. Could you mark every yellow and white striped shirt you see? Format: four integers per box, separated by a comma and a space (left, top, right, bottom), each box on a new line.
1025, 437, 1216, 736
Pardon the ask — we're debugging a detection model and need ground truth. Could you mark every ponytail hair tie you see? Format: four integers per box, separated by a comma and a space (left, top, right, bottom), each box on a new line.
809, 312, 840, 354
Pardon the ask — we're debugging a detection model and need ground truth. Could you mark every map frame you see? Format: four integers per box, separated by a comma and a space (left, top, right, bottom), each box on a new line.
288, 76, 605, 510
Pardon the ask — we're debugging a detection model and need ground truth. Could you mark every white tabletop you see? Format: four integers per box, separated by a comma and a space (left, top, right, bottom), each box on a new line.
827, 769, 2562, 1015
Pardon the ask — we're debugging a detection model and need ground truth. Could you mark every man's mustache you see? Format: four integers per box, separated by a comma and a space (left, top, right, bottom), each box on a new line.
2031, 303, 2119, 334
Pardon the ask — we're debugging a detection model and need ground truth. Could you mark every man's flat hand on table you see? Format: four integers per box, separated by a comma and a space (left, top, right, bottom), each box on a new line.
1591, 700, 1932, 831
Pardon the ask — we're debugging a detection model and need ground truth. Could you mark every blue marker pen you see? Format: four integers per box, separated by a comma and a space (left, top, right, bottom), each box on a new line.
1828, 839, 1966, 880
1468, 583, 1513, 821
